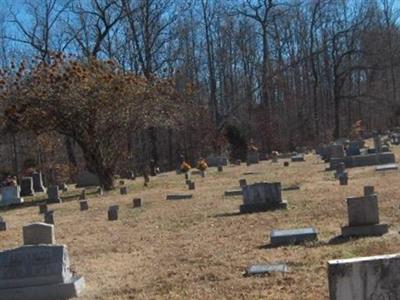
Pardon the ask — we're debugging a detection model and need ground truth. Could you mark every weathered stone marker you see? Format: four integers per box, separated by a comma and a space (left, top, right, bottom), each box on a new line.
79, 189, 86, 200
239, 179, 247, 187
244, 264, 289, 277
188, 181, 195, 190
240, 182, 287, 213
364, 185, 374, 196
20, 177, 35, 197
133, 198, 141, 208
335, 162, 346, 179
270, 227, 317, 246
39, 203, 48, 214
108, 205, 119, 221
291, 154, 305, 162
119, 180, 125, 185
120, 186, 128, 195
47, 186, 62, 203
79, 200, 89, 211
339, 172, 348, 185
217, 165, 223, 172
166, 194, 193, 200
32, 172, 46, 193
341, 193, 388, 237
328, 254, 400, 300
246, 151, 260, 165
0, 244, 85, 300
0, 217, 6, 231
23, 222, 55, 245
283, 161, 289, 167
97, 187, 104, 196
44, 210, 54, 225
0, 186, 24, 206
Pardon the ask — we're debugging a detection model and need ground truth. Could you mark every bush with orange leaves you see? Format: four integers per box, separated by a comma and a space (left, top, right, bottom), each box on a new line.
0, 55, 185, 190
196, 159, 208, 171
180, 161, 191, 173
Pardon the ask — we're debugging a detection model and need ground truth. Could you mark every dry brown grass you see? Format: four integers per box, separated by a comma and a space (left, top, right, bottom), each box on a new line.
2, 147, 400, 299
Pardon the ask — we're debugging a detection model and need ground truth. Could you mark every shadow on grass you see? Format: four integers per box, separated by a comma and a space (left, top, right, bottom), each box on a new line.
213, 212, 242, 218
327, 235, 354, 245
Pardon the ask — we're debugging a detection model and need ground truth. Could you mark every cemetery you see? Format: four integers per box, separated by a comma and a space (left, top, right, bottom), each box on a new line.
0, 138, 398, 299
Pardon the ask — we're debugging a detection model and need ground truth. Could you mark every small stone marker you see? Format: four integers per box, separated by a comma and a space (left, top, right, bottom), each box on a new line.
376, 163, 398, 171
44, 210, 54, 225
79, 200, 89, 211
201, 171, 206, 178
23, 222, 55, 245
235, 159, 241, 166
0, 244, 85, 300
224, 189, 242, 196
32, 171, 46, 193
217, 165, 223, 172
339, 172, 348, 185
328, 254, 400, 300
120, 186, 128, 195
239, 179, 247, 187
79, 189, 86, 200
133, 198, 141, 208
0, 217, 6, 231
270, 227, 317, 246
335, 162, 346, 179
166, 194, 193, 200
188, 181, 195, 190
108, 205, 119, 221
119, 180, 125, 185
97, 186, 103, 196
20, 177, 35, 197
282, 185, 300, 191
341, 193, 388, 237
47, 185, 62, 203
364, 185, 374, 196
39, 203, 48, 214
244, 264, 289, 277
283, 161, 289, 167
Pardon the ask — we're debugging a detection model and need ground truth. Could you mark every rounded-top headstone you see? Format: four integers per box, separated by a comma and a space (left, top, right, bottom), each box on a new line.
23, 222, 55, 245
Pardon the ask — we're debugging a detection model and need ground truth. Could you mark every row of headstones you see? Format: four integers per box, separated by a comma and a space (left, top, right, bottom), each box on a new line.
0, 222, 85, 299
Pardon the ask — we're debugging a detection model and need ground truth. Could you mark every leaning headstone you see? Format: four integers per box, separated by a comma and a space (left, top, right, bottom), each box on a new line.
328, 254, 400, 300
79, 201, 88, 211
133, 198, 141, 208
44, 210, 54, 225
0, 186, 24, 206
108, 205, 119, 221
341, 194, 388, 237
244, 264, 289, 277
240, 182, 287, 213
32, 172, 46, 193
270, 227, 317, 246
0, 217, 6, 231
20, 177, 35, 197
0, 244, 85, 300
23, 222, 55, 245
47, 186, 62, 203
120, 187, 128, 195
166, 194, 193, 200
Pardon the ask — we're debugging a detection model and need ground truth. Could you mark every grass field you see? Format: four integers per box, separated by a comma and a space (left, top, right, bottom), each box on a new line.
2, 145, 400, 299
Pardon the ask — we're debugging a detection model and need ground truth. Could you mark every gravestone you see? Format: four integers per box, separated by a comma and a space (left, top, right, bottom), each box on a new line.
79, 189, 86, 200
330, 144, 345, 161
23, 222, 55, 245
0, 244, 85, 300
0, 186, 24, 206
373, 133, 382, 153
339, 172, 348, 185
97, 187, 103, 196
346, 141, 361, 156
119, 180, 125, 185
330, 152, 395, 170
239, 179, 247, 187
76, 171, 100, 187
335, 162, 346, 179
133, 198, 141, 208
284, 161, 289, 167
291, 154, 305, 162
240, 182, 287, 213
120, 187, 128, 195
224, 189, 242, 197
47, 186, 62, 203
20, 177, 35, 197
188, 181, 195, 190
246, 151, 260, 165
217, 165, 223, 172
108, 205, 119, 221
166, 194, 193, 200
270, 228, 317, 246
341, 194, 388, 237
39, 203, 48, 214
79, 201, 88, 211
44, 210, 54, 225
328, 254, 400, 300
376, 163, 398, 171
364, 186, 374, 196
244, 264, 289, 277
32, 172, 46, 193
271, 152, 279, 163
0, 217, 6, 231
